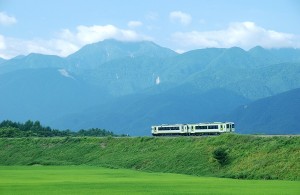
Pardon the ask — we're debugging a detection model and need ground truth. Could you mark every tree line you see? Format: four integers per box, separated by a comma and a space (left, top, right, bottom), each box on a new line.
0, 120, 119, 138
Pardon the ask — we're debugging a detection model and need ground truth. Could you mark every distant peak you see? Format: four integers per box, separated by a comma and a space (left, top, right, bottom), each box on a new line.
223, 47, 247, 55
68, 38, 177, 61
228, 46, 245, 51
249, 46, 265, 51
252, 45, 264, 49
26, 53, 59, 58
97, 39, 160, 47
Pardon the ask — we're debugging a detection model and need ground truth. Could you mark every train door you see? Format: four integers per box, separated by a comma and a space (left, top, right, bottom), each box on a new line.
226, 123, 231, 132
231, 123, 235, 132
228, 123, 233, 132
220, 124, 224, 131
183, 125, 188, 135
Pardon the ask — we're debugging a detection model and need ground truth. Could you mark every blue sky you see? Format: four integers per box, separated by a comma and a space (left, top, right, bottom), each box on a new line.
0, 0, 300, 58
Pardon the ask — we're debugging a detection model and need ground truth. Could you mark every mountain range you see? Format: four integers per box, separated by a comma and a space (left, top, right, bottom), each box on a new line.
0, 39, 300, 135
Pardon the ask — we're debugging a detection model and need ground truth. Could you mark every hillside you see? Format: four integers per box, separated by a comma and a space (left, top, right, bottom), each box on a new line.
0, 68, 106, 123
228, 88, 300, 134
0, 134, 299, 180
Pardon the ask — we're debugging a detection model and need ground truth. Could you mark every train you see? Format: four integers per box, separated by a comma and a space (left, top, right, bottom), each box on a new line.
151, 122, 235, 136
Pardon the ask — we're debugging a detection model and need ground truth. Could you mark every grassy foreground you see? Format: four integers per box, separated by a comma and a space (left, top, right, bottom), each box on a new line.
0, 134, 299, 180
0, 166, 299, 195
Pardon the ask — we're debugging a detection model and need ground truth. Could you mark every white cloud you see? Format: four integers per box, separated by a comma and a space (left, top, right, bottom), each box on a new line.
0, 24, 152, 59
0, 37, 56, 59
169, 11, 192, 25
128, 21, 143, 28
72, 25, 150, 45
2, 21, 299, 59
0, 12, 17, 25
171, 21, 300, 50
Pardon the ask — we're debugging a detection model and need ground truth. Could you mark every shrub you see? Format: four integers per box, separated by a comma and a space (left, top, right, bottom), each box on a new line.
213, 147, 229, 166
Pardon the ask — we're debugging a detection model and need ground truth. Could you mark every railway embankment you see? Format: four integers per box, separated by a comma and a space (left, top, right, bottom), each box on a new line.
0, 134, 299, 180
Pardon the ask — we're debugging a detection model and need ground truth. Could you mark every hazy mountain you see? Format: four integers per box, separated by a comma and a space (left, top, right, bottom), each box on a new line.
0, 68, 105, 123
162, 48, 226, 76
0, 53, 66, 74
67, 39, 177, 71
0, 39, 300, 135
65, 39, 178, 96
139, 46, 300, 102
249, 46, 300, 66
75, 56, 168, 96
52, 86, 249, 135
0, 57, 6, 64
190, 61, 300, 100
228, 88, 300, 134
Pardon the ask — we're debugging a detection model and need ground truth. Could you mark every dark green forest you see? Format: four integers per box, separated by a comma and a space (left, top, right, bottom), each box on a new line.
0, 120, 118, 137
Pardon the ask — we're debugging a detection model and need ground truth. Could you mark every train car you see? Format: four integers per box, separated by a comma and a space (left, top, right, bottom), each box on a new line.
152, 122, 235, 136
151, 124, 189, 136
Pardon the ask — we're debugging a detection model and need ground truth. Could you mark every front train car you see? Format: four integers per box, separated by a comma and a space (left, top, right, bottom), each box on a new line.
188, 122, 235, 135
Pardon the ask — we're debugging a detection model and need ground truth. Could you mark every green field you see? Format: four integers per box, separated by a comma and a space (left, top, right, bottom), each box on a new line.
0, 166, 299, 195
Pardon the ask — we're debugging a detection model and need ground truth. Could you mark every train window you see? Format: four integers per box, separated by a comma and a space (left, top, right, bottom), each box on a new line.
232, 124, 235, 128
226, 124, 229, 128
208, 125, 218, 129
158, 126, 180, 130
195, 126, 208, 129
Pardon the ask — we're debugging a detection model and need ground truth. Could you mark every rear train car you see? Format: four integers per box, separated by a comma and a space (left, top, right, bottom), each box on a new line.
151, 124, 188, 136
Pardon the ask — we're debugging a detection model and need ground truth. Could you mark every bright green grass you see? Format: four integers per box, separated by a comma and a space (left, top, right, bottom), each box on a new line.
0, 166, 299, 195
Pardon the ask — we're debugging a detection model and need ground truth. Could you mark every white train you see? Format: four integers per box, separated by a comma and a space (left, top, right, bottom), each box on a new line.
151, 122, 235, 136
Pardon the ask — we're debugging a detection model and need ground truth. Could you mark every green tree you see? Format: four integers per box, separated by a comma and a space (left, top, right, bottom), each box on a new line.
22, 120, 34, 131
213, 147, 229, 166
0, 127, 23, 137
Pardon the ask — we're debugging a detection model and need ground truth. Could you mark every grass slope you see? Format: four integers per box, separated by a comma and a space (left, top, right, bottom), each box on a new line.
0, 134, 299, 180
0, 166, 299, 195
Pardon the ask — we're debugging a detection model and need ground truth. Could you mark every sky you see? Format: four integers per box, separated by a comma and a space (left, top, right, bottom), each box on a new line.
0, 0, 300, 59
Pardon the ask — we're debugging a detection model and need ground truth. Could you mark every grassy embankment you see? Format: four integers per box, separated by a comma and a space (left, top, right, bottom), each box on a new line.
0, 134, 299, 180
1, 166, 299, 195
